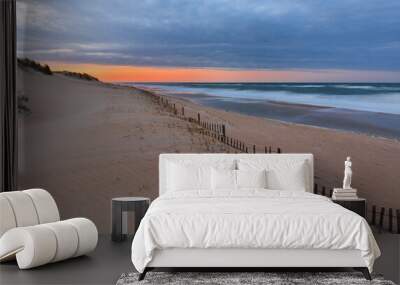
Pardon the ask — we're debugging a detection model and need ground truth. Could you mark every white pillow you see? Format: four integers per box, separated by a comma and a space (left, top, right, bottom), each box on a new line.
237, 169, 267, 189
211, 168, 237, 191
267, 161, 307, 191
167, 162, 211, 191
238, 159, 308, 191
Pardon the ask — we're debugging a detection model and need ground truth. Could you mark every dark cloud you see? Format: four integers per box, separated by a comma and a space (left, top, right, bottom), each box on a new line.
17, 0, 400, 70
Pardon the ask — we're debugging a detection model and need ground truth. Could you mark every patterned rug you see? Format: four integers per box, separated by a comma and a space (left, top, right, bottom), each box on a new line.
116, 271, 396, 285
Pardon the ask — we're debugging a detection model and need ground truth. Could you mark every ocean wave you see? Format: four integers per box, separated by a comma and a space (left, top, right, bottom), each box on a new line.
130, 83, 400, 115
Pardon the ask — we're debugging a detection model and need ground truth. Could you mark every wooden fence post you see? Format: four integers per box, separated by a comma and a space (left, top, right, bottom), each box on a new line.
269, 146, 272, 153
197, 113, 201, 124
371, 205, 376, 225
277, 147, 281, 153
379, 207, 385, 230
253, 145, 256, 153
245, 147, 248, 153
313, 183, 318, 194
329, 189, 333, 197
389, 208, 393, 233
397, 209, 400, 234
222, 125, 226, 137
182, 107, 185, 116
322, 186, 326, 196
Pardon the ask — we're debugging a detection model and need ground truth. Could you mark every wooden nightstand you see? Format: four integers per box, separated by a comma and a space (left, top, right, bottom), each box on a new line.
332, 198, 366, 218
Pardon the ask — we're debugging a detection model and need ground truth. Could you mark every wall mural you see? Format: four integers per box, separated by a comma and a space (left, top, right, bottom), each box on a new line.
16, 0, 400, 233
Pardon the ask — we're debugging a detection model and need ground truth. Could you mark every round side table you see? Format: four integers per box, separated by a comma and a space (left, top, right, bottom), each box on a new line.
111, 197, 150, 242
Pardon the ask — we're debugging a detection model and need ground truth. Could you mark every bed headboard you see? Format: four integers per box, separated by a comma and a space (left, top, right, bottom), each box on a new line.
159, 153, 314, 195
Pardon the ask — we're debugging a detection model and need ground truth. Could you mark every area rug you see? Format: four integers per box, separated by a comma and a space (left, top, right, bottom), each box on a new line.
116, 272, 396, 285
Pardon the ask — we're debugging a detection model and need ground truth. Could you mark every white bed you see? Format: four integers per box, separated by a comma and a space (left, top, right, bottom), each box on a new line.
131, 154, 380, 280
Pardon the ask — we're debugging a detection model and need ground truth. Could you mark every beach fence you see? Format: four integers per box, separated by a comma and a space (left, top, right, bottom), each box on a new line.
314, 183, 400, 234
157, 95, 282, 154
369, 206, 400, 234
155, 92, 399, 234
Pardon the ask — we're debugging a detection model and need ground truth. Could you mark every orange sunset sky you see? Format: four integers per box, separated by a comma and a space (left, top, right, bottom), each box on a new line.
48, 62, 400, 83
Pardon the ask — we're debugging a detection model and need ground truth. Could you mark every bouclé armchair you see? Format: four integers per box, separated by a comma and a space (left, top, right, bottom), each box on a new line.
0, 189, 98, 269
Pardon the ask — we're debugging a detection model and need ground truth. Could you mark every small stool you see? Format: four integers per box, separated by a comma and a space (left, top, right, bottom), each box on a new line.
111, 197, 150, 242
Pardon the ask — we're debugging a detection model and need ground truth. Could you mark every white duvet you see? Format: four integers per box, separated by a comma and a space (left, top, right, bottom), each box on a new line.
131, 190, 380, 273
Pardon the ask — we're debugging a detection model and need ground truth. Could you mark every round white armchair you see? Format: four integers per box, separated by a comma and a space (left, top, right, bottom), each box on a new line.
0, 189, 98, 269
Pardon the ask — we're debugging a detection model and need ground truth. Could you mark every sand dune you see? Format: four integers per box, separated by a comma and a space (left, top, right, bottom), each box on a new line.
17, 67, 400, 233
17, 68, 231, 233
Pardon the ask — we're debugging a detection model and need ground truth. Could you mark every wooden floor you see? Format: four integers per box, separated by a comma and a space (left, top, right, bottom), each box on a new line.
0, 233, 398, 285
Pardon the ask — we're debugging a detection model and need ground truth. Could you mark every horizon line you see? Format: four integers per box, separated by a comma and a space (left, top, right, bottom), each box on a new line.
114, 81, 400, 84
38, 60, 400, 83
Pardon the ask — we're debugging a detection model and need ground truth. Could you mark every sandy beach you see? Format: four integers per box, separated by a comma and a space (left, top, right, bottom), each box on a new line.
17, 67, 230, 233
133, 84, 400, 139
17, 66, 400, 233
161, 92, 400, 208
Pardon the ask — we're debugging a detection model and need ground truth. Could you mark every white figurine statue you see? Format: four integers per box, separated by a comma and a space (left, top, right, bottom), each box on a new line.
343, 156, 352, 189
